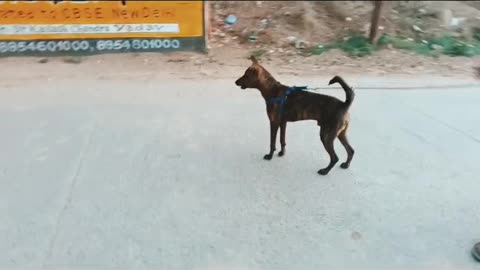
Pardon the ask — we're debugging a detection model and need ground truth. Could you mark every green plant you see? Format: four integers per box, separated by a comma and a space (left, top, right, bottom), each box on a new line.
431, 35, 478, 57
337, 34, 375, 57
310, 34, 375, 58
311, 33, 480, 58
474, 33, 480, 42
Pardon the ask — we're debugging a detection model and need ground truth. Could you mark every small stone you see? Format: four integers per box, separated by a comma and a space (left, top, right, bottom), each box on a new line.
449, 17, 466, 28
200, 69, 212, 76
168, 58, 183, 63
38, 58, 49, 64
62, 56, 82, 64
260, 19, 269, 28
295, 40, 308, 49
412, 25, 424, 33
286, 36, 297, 45
351, 231, 362, 240
474, 67, 480, 79
345, 17, 352, 21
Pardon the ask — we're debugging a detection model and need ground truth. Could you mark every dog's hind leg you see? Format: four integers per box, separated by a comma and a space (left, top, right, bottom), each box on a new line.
264, 121, 279, 160
318, 129, 339, 175
278, 121, 287, 157
338, 128, 354, 169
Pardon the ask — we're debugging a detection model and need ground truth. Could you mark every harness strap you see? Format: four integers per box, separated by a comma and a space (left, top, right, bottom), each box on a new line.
267, 86, 308, 118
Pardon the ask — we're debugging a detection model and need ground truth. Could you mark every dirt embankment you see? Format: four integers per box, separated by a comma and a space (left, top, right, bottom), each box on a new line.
1, 1, 479, 81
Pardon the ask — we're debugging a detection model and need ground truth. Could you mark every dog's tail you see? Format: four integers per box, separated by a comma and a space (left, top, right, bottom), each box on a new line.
328, 75, 355, 109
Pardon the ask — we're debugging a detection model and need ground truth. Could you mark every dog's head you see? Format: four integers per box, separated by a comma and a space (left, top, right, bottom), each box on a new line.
235, 55, 265, 90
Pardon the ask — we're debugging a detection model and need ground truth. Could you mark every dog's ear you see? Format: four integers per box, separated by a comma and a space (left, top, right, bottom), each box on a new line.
250, 55, 259, 65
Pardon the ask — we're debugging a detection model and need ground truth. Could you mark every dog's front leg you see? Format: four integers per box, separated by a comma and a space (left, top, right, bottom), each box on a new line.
278, 121, 287, 157
264, 121, 279, 160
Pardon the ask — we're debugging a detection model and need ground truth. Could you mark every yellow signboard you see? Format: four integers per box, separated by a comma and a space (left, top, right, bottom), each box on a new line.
0, 0, 204, 40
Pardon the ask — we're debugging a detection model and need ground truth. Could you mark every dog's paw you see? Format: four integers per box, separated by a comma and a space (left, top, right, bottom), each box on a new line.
317, 168, 330, 175
278, 151, 285, 157
263, 154, 273, 160
340, 162, 350, 169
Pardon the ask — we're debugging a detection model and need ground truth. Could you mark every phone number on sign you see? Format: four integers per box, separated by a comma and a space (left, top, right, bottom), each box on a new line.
0, 39, 181, 53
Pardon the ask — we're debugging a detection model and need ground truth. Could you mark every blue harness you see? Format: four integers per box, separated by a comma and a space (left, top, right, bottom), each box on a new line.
267, 86, 308, 117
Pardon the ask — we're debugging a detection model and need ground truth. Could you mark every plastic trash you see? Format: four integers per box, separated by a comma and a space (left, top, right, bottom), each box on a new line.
225, 15, 237, 25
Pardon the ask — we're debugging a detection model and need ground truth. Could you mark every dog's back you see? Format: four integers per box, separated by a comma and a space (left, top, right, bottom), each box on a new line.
284, 76, 354, 126
283, 91, 344, 123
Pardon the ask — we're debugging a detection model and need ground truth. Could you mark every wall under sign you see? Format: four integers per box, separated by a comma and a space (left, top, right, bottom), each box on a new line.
0, 0, 206, 56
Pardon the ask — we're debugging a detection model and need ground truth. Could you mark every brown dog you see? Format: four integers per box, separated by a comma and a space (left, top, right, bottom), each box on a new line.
235, 56, 355, 175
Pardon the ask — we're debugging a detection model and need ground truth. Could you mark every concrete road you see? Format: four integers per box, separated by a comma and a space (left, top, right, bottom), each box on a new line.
1, 76, 480, 270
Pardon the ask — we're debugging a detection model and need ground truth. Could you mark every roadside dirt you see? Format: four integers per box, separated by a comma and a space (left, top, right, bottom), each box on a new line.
1, 1, 480, 84
0, 47, 478, 86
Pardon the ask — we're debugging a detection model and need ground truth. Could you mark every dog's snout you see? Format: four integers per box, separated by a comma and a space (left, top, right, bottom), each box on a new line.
235, 79, 240, 86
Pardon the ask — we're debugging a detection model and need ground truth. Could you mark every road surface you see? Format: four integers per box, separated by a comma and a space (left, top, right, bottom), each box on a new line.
1, 76, 479, 270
